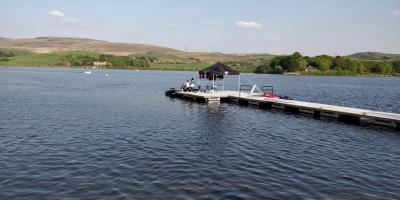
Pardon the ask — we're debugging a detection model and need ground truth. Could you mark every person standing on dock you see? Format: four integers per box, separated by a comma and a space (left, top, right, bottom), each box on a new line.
189, 78, 195, 91
182, 80, 190, 91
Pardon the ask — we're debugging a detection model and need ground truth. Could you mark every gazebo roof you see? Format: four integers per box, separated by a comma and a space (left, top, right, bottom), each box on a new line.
199, 62, 239, 76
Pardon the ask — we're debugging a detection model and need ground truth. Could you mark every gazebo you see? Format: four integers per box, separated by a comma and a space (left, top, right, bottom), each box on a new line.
198, 62, 240, 92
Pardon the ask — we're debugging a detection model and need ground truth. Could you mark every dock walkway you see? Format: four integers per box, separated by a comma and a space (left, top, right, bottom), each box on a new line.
171, 90, 400, 130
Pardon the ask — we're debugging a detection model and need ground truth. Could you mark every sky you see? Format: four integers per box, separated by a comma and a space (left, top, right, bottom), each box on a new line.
0, 0, 399, 56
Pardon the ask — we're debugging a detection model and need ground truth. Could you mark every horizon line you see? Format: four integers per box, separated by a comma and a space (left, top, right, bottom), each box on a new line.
1, 35, 399, 57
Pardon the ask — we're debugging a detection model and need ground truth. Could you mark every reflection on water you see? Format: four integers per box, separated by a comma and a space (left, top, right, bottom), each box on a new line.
0, 67, 400, 199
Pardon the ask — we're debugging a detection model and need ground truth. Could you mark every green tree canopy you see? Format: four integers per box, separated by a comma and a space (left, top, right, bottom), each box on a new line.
371, 62, 393, 74
392, 60, 400, 73
310, 55, 333, 71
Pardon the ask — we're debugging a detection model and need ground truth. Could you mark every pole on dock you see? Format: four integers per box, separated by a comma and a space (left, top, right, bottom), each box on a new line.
238, 74, 241, 97
198, 73, 201, 91
223, 78, 225, 91
211, 74, 215, 92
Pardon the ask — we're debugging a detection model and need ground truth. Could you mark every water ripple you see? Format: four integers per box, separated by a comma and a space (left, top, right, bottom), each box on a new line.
1, 67, 400, 199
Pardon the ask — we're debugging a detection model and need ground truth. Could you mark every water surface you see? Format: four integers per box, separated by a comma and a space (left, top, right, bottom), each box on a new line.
1, 67, 400, 199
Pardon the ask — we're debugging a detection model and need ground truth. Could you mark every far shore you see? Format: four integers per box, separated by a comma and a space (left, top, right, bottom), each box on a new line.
1, 65, 399, 77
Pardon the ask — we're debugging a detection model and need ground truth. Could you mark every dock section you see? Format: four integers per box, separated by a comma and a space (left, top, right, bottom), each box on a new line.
169, 90, 400, 131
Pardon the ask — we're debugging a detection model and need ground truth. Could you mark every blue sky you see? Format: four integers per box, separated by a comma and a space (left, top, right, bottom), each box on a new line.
0, 0, 399, 55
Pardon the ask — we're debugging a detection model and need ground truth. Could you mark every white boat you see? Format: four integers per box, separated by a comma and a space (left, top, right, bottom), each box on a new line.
84, 71, 92, 74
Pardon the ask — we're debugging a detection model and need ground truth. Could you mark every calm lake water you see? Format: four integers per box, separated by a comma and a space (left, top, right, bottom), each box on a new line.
1, 67, 400, 199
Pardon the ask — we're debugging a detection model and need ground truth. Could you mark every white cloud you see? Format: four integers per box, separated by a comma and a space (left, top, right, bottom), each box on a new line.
164, 23, 178, 29
48, 10, 85, 27
391, 10, 400, 16
203, 20, 222, 25
129, 28, 137, 33
235, 21, 263, 29
49, 10, 64, 17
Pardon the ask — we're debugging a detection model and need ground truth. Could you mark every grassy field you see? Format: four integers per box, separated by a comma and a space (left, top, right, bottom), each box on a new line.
148, 62, 209, 71
0, 49, 266, 72
301, 70, 399, 76
0, 37, 276, 72
0, 50, 217, 71
0, 51, 100, 66
0, 48, 33, 56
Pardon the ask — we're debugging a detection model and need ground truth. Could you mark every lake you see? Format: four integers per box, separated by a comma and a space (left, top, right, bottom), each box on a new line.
1, 67, 400, 199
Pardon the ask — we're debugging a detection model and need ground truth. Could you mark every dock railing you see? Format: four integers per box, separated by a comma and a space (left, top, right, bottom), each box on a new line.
205, 85, 224, 92
239, 85, 252, 97
261, 86, 274, 95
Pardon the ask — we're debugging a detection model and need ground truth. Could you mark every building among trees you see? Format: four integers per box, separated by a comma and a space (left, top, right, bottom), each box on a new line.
93, 61, 107, 66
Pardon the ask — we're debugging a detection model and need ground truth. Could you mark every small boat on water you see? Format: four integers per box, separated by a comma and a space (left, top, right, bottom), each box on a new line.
165, 88, 176, 96
84, 71, 92, 74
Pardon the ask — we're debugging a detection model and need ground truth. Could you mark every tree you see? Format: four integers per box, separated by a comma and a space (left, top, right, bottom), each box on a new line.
333, 56, 346, 69
0, 50, 15, 58
371, 62, 392, 74
343, 59, 364, 74
392, 60, 400, 73
304, 56, 312, 64
269, 56, 283, 68
311, 55, 333, 71
72, 61, 81, 66
286, 52, 307, 72
292, 52, 302, 58
272, 65, 283, 74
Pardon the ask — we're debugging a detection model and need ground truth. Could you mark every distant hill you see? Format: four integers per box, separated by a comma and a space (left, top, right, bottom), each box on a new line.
1, 36, 399, 61
0, 36, 180, 55
347, 52, 400, 61
0, 36, 276, 65
2, 36, 398, 74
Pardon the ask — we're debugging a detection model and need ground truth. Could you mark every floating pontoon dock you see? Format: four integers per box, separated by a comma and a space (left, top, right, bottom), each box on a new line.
168, 90, 400, 131
169, 62, 400, 131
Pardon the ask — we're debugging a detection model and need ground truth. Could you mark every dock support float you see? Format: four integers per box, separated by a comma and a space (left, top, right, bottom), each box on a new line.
284, 106, 299, 114
338, 114, 360, 125
313, 110, 321, 119
196, 97, 206, 103
238, 99, 249, 106
320, 111, 339, 118
272, 103, 284, 109
167, 91, 400, 132
259, 102, 272, 109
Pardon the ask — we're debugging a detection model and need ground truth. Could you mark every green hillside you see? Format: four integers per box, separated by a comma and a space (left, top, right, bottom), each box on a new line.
1, 37, 399, 75
0, 36, 179, 55
0, 50, 100, 66
347, 52, 400, 61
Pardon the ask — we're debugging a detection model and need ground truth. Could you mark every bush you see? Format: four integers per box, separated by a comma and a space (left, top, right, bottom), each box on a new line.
371, 62, 392, 74
254, 52, 395, 75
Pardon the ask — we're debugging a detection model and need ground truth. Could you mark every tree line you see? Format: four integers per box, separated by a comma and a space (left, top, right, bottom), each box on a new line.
254, 52, 400, 75
0, 50, 15, 61
62, 54, 150, 69
98, 54, 149, 69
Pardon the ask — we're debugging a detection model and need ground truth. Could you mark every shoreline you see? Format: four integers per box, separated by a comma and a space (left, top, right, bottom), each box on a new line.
2, 65, 399, 77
